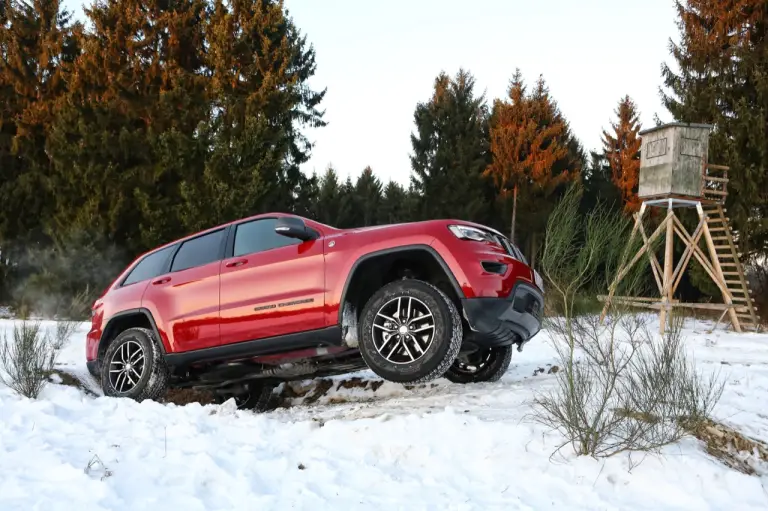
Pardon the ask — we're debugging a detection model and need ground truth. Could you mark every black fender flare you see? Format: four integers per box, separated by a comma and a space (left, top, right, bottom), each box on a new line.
98, 307, 167, 360
337, 244, 465, 324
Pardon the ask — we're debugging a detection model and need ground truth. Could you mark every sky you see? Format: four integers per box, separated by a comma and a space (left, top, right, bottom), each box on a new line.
65, 0, 681, 187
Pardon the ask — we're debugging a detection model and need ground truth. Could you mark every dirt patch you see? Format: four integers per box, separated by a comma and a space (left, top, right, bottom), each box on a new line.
301, 379, 335, 405
48, 370, 98, 397
335, 377, 384, 392
162, 388, 216, 406
686, 419, 768, 475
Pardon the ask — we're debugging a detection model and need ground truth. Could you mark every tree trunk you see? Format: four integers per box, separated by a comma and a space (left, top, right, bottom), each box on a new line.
510, 184, 518, 242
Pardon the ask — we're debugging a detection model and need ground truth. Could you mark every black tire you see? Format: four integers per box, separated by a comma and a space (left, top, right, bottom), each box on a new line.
214, 381, 275, 412
101, 327, 170, 401
444, 345, 514, 384
358, 279, 462, 383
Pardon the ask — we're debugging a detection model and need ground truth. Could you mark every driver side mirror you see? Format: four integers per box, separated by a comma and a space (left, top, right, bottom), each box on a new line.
274, 216, 317, 242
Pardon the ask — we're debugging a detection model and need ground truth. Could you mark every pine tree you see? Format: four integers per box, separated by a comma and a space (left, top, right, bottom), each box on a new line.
661, 0, 768, 257
601, 95, 642, 214
196, 0, 326, 221
486, 70, 582, 263
0, 0, 78, 243
410, 68, 494, 224
379, 181, 410, 224
314, 165, 342, 226
581, 151, 623, 215
47, 0, 209, 251
354, 166, 382, 227
336, 176, 358, 228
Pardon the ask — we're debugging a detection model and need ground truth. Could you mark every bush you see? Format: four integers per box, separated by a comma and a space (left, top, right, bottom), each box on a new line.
535, 312, 724, 458
533, 182, 724, 458
53, 320, 80, 350
0, 321, 59, 398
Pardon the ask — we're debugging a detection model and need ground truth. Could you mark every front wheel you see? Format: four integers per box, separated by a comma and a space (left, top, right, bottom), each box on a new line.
101, 327, 170, 401
358, 279, 463, 384
444, 345, 513, 384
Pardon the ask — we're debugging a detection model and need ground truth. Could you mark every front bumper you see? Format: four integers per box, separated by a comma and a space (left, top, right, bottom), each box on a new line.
86, 360, 100, 379
461, 281, 543, 350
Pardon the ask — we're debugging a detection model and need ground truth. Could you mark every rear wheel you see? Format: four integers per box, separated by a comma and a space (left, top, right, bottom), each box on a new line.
444, 345, 513, 384
101, 327, 170, 401
213, 381, 275, 412
358, 279, 462, 383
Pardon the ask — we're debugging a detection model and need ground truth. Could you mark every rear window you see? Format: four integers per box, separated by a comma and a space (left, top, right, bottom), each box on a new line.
170, 229, 226, 272
122, 246, 175, 286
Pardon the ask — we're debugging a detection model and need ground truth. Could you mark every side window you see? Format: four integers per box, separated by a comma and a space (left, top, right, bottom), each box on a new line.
122, 246, 174, 286
234, 218, 302, 257
171, 229, 226, 272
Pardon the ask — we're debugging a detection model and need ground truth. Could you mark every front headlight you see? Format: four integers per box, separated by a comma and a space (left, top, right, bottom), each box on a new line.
534, 269, 545, 292
448, 224, 497, 244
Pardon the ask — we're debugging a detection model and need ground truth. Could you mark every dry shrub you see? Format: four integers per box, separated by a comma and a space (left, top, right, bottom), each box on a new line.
533, 182, 724, 458
535, 311, 724, 458
0, 321, 59, 398
53, 320, 79, 350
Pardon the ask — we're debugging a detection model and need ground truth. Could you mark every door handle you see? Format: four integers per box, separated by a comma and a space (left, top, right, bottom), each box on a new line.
152, 277, 171, 285
225, 259, 248, 268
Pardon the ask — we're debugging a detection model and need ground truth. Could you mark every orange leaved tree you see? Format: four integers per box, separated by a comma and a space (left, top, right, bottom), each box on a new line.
601, 96, 642, 214
485, 70, 581, 265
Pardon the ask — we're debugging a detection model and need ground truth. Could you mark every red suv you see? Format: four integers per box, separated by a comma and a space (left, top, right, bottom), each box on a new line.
86, 214, 544, 410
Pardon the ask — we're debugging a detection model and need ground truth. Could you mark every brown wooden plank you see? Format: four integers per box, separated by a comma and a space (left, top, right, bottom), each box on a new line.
694, 210, 741, 332
671, 217, 706, 295
637, 219, 664, 294
707, 164, 730, 170
703, 176, 729, 183
717, 208, 760, 327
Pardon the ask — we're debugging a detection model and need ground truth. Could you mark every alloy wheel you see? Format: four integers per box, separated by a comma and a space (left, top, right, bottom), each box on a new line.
108, 339, 146, 393
454, 350, 493, 373
371, 295, 435, 364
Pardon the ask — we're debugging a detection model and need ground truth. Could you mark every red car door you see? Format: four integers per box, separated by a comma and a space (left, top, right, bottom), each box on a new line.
219, 217, 326, 345
141, 228, 227, 353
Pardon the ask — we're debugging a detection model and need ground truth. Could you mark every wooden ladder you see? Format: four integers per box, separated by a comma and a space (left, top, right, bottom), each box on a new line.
702, 205, 761, 332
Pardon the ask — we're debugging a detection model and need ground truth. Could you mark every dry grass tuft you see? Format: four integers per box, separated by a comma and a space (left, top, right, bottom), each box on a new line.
686, 419, 768, 475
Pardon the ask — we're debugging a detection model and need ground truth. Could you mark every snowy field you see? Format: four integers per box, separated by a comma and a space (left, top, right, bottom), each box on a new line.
1, 317, 768, 510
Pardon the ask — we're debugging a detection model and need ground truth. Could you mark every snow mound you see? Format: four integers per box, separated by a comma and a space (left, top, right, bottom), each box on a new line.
1, 318, 768, 510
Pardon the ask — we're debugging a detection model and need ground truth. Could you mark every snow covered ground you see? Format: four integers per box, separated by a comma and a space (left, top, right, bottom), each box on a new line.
1, 317, 767, 510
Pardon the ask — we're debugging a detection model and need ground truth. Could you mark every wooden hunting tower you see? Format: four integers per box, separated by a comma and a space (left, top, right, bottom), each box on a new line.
600, 122, 760, 334
638, 122, 712, 200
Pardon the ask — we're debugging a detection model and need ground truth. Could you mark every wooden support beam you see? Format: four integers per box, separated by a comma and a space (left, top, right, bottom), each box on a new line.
672, 217, 732, 300
697, 204, 741, 332
670, 217, 705, 295
637, 217, 664, 294
600, 204, 662, 323
661, 202, 675, 334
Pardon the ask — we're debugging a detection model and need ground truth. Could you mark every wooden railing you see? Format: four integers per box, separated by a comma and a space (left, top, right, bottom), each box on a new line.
701, 163, 729, 203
